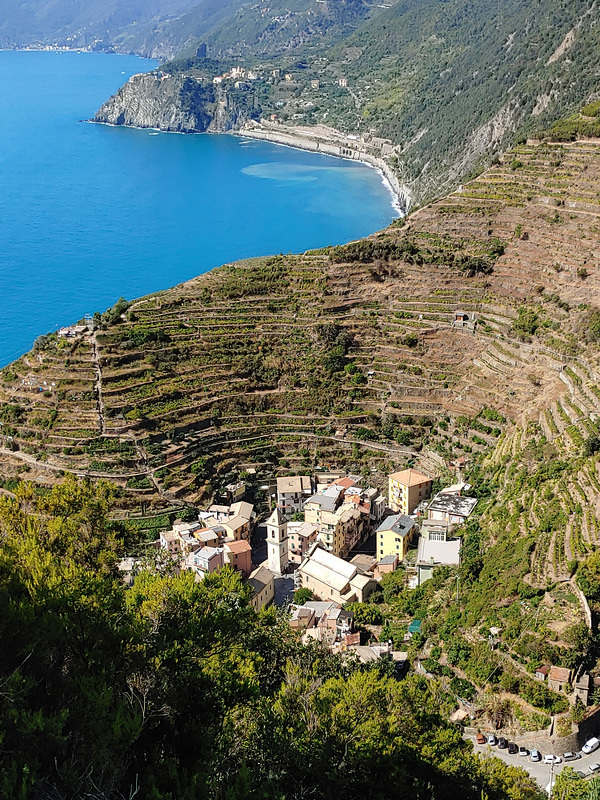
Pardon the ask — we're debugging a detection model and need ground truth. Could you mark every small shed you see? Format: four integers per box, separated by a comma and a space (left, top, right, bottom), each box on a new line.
548, 666, 572, 694
451, 310, 477, 332
535, 665, 549, 681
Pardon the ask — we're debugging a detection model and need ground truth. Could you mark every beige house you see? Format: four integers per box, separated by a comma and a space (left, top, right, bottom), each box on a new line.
297, 543, 376, 604
304, 489, 358, 557
548, 666, 572, 694
222, 515, 251, 541
247, 566, 275, 610
159, 530, 181, 556
388, 468, 432, 515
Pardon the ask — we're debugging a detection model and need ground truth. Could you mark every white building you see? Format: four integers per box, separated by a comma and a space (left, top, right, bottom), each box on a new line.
297, 543, 376, 604
276, 475, 313, 513
416, 538, 461, 585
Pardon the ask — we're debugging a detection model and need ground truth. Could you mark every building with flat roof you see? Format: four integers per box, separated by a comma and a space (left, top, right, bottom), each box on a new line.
388, 468, 432, 515
416, 538, 461, 584
427, 492, 478, 525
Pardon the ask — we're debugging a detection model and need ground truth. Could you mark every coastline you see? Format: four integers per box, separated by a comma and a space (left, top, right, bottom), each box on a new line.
236, 122, 411, 215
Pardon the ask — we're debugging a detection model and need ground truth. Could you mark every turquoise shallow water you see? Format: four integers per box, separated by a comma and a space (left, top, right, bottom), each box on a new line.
0, 51, 398, 367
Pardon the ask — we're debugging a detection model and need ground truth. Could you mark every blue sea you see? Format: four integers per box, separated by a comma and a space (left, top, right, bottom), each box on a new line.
0, 51, 398, 367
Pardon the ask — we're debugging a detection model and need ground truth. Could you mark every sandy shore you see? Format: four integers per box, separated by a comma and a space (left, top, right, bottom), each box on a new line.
236, 122, 411, 215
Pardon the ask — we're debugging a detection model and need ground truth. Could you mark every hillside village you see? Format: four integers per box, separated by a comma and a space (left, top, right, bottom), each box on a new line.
121, 466, 477, 664
114, 452, 600, 757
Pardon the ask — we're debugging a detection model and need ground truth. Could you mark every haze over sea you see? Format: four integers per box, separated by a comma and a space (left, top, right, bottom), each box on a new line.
0, 51, 397, 367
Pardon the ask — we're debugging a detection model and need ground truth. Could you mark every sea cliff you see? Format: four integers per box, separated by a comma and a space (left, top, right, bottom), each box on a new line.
94, 72, 257, 133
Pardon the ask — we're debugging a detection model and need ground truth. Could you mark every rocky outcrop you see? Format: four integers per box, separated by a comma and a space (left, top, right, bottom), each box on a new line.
93, 72, 258, 134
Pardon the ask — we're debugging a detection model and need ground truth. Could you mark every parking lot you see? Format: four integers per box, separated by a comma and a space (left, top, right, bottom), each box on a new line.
468, 736, 599, 789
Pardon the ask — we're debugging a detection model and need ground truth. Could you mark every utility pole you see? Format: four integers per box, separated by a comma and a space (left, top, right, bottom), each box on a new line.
456, 574, 460, 603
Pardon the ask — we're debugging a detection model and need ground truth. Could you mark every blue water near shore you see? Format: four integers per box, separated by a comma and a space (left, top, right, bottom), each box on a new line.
0, 51, 398, 367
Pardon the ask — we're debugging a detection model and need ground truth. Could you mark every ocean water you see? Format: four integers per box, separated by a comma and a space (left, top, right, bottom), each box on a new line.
0, 51, 398, 367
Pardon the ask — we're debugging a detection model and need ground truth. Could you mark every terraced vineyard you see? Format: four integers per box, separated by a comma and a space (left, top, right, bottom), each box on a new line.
1, 137, 599, 518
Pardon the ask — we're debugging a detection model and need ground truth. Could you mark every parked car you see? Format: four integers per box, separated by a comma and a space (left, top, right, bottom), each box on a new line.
544, 755, 562, 765
576, 771, 586, 779
487, 734, 498, 746
508, 743, 518, 755
563, 752, 581, 761
589, 763, 600, 773
530, 750, 541, 762
583, 738, 600, 755
518, 747, 530, 758
498, 737, 508, 749
476, 733, 486, 745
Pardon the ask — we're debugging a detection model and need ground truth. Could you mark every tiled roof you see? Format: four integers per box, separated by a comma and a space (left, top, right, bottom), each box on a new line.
549, 666, 571, 683
224, 540, 252, 554
389, 468, 431, 486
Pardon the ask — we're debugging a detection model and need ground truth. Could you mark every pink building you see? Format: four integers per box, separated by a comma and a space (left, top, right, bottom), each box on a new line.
224, 540, 253, 578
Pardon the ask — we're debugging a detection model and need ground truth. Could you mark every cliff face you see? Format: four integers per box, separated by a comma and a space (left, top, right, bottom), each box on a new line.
94, 73, 258, 134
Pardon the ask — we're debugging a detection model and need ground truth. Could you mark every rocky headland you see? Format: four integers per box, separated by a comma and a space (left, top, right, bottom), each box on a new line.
94, 72, 256, 133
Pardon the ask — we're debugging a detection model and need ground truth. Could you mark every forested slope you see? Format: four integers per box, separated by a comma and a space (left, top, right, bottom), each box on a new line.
0, 478, 544, 800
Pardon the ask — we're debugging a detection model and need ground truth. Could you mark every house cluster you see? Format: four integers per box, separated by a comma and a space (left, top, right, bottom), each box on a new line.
535, 665, 592, 705
264, 466, 479, 608
378, 469, 477, 586
157, 497, 277, 609
210, 65, 350, 105
214, 66, 259, 84
267, 472, 386, 575
289, 598, 408, 671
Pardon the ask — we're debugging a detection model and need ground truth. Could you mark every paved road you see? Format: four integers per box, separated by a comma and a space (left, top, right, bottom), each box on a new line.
470, 738, 597, 789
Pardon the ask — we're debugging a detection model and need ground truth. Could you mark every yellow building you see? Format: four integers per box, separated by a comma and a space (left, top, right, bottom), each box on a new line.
376, 514, 417, 561
388, 468, 432, 515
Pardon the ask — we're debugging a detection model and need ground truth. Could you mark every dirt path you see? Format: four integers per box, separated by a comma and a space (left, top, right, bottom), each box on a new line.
90, 332, 105, 435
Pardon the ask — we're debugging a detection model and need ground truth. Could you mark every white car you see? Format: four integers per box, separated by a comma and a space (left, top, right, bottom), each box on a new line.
543, 755, 562, 765
589, 763, 600, 774
530, 750, 541, 762
583, 738, 600, 755
518, 748, 529, 758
